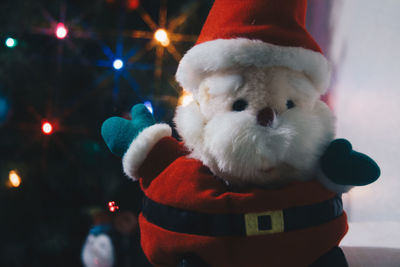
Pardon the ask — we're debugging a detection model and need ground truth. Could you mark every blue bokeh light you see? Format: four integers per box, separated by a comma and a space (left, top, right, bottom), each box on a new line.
144, 101, 153, 114
112, 59, 124, 70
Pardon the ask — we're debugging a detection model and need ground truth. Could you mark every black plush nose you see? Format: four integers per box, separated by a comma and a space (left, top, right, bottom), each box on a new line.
257, 107, 274, 126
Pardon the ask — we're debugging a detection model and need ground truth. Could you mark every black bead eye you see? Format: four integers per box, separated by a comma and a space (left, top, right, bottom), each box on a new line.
286, 100, 295, 109
232, 99, 248, 112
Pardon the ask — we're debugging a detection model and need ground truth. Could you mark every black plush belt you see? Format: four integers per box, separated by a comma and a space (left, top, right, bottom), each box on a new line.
142, 195, 343, 236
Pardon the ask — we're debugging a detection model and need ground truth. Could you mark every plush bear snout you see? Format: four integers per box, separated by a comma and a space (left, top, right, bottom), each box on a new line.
257, 107, 274, 126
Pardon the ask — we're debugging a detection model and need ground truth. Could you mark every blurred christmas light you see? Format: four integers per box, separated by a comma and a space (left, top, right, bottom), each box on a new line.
0, 97, 8, 123
96, 43, 151, 102
5, 37, 17, 48
112, 59, 124, 70
127, 0, 140, 10
128, 1, 199, 79
179, 90, 193, 107
42, 121, 53, 135
55, 23, 68, 39
108, 201, 119, 212
154, 29, 170, 47
144, 101, 153, 114
110, 206, 118, 212
9, 170, 21, 188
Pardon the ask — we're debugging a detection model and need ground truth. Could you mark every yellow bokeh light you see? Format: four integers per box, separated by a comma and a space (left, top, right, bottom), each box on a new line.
179, 90, 194, 107
154, 29, 170, 47
9, 170, 21, 188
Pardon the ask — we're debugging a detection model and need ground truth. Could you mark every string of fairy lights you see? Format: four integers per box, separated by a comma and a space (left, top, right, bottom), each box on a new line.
3, 0, 197, 194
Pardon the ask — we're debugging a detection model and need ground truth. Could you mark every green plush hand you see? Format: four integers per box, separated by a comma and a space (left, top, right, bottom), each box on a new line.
320, 139, 381, 186
101, 104, 155, 157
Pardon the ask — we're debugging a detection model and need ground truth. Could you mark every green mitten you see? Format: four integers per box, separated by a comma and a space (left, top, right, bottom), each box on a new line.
320, 139, 380, 186
101, 104, 155, 157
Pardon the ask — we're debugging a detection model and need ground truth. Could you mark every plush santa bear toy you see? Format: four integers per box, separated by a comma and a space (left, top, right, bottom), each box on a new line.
101, 0, 380, 266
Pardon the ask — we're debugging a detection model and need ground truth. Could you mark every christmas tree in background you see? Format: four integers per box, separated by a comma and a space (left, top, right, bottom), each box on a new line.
0, 0, 211, 266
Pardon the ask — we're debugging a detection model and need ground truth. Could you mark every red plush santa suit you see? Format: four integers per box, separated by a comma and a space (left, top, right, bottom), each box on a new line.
136, 137, 348, 267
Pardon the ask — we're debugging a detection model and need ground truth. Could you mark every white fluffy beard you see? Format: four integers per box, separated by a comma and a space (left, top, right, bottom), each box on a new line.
202, 111, 293, 186
174, 101, 335, 187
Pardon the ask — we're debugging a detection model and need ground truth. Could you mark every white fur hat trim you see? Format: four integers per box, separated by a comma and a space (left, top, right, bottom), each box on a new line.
176, 38, 331, 94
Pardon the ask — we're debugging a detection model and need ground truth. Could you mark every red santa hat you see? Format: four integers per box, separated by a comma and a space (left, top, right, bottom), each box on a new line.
176, 0, 331, 94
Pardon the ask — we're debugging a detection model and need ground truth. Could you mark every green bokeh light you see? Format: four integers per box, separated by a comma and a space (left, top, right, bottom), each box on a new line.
5, 37, 18, 48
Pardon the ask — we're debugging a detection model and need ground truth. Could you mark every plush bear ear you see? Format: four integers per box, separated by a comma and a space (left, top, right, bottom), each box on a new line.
203, 73, 243, 96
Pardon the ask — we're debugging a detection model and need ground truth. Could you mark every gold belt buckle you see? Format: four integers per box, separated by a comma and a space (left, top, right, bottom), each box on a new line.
244, 210, 284, 236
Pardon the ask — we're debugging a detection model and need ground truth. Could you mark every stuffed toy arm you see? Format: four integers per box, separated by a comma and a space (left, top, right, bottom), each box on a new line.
319, 139, 380, 191
101, 104, 157, 157
101, 104, 174, 180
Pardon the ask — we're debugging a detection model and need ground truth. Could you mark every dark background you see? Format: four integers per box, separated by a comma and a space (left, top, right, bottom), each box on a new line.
0, 0, 330, 266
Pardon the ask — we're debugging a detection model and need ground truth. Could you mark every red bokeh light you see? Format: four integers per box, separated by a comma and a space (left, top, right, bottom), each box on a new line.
127, 0, 140, 10
55, 23, 68, 39
108, 201, 119, 212
42, 121, 53, 135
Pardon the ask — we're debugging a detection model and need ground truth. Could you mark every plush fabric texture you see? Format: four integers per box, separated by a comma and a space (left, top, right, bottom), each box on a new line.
101, 104, 155, 157
176, 0, 331, 93
309, 247, 348, 267
196, 0, 320, 51
174, 68, 337, 188
122, 124, 172, 180
137, 137, 348, 267
316, 169, 352, 194
176, 39, 331, 96
320, 139, 381, 186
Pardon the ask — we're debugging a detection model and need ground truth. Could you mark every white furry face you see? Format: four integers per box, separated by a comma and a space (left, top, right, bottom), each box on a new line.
174, 67, 335, 187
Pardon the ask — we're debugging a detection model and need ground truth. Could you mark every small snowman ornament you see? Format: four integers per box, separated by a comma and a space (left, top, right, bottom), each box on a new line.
82, 224, 115, 267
